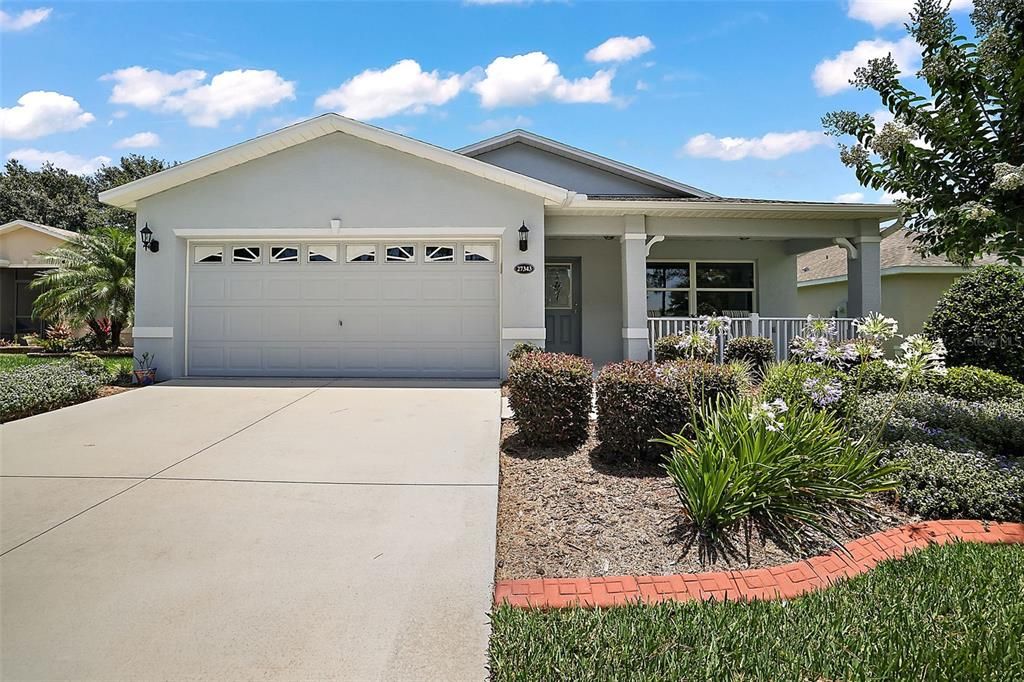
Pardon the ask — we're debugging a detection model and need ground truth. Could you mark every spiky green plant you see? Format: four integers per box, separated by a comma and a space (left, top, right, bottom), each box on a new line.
31, 227, 135, 350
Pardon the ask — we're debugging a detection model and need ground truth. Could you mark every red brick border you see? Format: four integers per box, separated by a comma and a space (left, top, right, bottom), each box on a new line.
494, 520, 1024, 608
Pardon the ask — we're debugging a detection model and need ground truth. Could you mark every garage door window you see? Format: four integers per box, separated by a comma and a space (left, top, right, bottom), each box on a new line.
424, 245, 455, 263
270, 246, 299, 263
307, 245, 338, 263
232, 246, 261, 264
346, 244, 376, 263
194, 246, 223, 264
464, 244, 495, 263
386, 245, 416, 263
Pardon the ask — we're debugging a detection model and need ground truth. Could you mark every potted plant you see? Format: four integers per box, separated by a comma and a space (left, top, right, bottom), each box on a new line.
133, 352, 157, 386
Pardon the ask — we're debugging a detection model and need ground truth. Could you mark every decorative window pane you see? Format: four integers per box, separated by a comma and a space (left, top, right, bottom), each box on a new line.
647, 290, 689, 317
307, 245, 338, 263
696, 291, 753, 316
464, 244, 495, 263
544, 264, 572, 309
232, 246, 261, 263
646, 264, 689, 289
424, 245, 455, 263
346, 244, 376, 262
194, 246, 223, 264
386, 245, 416, 263
270, 246, 299, 263
696, 262, 754, 289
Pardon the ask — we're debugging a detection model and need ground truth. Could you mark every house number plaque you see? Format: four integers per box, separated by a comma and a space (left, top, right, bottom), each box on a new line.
514, 263, 535, 274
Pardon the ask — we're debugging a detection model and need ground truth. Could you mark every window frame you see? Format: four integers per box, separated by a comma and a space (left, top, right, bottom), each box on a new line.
231, 245, 262, 265
463, 243, 496, 264
646, 259, 757, 317
345, 243, 377, 263
194, 245, 225, 265
306, 244, 339, 264
384, 244, 417, 264
424, 243, 456, 264
269, 245, 301, 264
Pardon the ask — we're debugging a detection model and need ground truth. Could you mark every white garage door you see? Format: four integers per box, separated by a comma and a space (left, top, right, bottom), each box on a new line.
187, 240, 500, 378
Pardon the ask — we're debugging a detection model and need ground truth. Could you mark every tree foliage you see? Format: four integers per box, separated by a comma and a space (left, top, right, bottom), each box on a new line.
823, 0, 1024, 264
0, 154, 171, 233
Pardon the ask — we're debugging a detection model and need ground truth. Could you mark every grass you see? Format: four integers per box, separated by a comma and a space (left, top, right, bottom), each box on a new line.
489, 541, 1024, 682
0, 353, 132, 375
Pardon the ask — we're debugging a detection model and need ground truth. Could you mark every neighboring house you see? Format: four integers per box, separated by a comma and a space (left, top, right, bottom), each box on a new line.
0, 220, 77, 338
99, 114, 897, 380
798, 226, 1004, 335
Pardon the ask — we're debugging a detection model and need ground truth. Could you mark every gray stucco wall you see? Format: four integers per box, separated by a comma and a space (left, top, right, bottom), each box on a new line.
133, 131, 547, 378
471, 143, 677, 197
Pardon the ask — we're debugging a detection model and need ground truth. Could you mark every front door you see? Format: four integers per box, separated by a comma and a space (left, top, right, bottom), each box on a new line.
544, 258, 581, 355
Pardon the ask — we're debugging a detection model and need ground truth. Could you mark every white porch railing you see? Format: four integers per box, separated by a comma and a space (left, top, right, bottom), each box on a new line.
647, 314, 857, 362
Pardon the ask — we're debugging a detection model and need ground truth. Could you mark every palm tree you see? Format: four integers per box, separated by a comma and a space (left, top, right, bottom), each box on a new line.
31, 227, 135, 350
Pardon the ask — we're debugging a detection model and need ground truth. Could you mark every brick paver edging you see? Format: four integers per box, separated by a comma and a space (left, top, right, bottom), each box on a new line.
494, 520, 1024, 608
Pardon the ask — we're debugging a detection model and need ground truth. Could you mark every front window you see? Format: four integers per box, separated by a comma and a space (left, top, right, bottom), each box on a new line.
646, 261, 755, 316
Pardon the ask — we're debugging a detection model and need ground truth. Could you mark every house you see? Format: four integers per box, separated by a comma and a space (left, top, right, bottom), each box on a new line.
798, 226, 1004, 335
0, 220, 78, 338
98, 114, 898, 379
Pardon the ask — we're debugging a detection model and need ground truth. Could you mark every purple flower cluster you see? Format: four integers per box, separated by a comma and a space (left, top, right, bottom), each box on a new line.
802, 377, 844, 408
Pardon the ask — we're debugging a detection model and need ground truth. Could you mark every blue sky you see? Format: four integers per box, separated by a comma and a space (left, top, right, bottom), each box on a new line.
1, 0, 974, 202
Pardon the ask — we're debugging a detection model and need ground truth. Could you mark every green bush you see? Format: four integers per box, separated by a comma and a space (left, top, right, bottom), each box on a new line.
723, 336, 775, 375
507, 342, 542, 363
0, 362, 104, 422
657, 397, 898, 558
924, 265, 1024, 381
884, 442, 1024, 522
653, 334, 715, 363
69, 352, 110, 380
930, 365, 1024, 402
854, 359, 927, 394
760, 361, 854, 415
507, 352, 593, 446
595, 360, 743, 458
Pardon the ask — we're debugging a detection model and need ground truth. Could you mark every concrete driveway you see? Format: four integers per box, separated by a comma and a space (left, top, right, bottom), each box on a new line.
0, 379, 500, 681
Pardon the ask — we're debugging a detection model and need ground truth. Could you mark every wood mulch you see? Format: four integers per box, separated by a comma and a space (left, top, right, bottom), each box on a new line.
97, 385, 136, 399
495, 420, 914, 580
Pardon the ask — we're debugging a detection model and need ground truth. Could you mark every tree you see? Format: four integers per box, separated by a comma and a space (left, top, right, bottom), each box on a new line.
823, 0, 1024, 264
31, 227, 135, 349
90, 155, 172, 231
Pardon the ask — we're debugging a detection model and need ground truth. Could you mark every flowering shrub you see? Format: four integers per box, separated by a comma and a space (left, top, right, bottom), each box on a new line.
929, 365, 1024, 403
0, 362, 104, 422
654, 316, 731, 363
790, 313, 895, 369
508, 352, 593, 446
657, 397, 899, 560
855, 359, 926, 394
723, 336, 774, 375
760, 362, 854, 416
595, 360, 743, 458
39, 321, 74, 353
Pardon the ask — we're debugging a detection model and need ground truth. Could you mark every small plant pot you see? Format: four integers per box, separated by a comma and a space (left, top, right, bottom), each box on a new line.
133, 368, 157, 386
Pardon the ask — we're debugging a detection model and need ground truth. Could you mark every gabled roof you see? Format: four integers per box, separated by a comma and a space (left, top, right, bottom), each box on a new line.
457, 129, 715, 199
0, 219, 78, 240
99, 114, 574, 210
798, 228, 1004, 284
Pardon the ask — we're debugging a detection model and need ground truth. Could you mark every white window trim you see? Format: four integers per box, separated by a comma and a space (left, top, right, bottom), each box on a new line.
424, 243, 457, 264
646, 259, 758, 316
463, 243, 497, 264
384, 244, 417, 264
306, 244, 339, 264
231, 245, 263, 265
194, 245, 225, 265
345, 243, 377, 264
270, 244, 301, 264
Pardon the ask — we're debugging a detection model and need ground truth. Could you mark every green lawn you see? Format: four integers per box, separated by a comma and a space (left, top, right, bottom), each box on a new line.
0, 353, 132, 375
489, 541, 1024, 682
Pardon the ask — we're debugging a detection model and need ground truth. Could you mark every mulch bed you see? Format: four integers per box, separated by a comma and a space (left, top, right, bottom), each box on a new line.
496, 420, 914, 580
97, 385, 136, 399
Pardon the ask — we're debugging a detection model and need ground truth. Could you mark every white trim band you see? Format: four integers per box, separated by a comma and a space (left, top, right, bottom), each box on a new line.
622, 327, 649, 339
621, 233, 647, 241
502, 327, 548, 340
174, 227, 507, 239
132, 326, 174, 339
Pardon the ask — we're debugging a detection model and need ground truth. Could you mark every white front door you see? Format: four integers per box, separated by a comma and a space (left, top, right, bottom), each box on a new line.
186, 240, 500, 377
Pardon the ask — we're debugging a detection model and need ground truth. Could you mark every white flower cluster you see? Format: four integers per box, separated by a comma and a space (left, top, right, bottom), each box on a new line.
992, 163, 1024, 192
853, 312, 899, 343
749, 398, 788, 432
673, 316, 731, 359
791, 314, 890, 368
871, 122, 916, 156
957, 201, 996, 222
886, 334, 948, 380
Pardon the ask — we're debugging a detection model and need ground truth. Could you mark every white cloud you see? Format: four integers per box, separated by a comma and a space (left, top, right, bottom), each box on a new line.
0, 91, 94, 140
635, 80, 650, 91
881, 190, 908, 203
834, 192, 865, 203
473, 52, 614, 108
680, 130, 829, 161
0, 7, 52, 31
470, 114, 533, 133
847, 0, 972, 29
102, 66, 295, 127
315, 59, 466, 119
585, 35, 654, 63
813, 36, 919, 95
8, 148, 111, 175
114, 131, 160, 148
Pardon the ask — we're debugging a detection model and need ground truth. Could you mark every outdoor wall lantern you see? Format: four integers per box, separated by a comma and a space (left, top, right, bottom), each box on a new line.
518, 221, 530, 252
140, 223, 160, 253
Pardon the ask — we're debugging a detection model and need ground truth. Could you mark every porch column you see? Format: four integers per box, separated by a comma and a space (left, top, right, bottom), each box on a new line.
621, 215, 649, 361
846, 235, 881, 317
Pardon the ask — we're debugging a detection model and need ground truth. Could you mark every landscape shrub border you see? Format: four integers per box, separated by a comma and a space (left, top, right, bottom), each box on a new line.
507, 351, 593, 446
0, 362, 105, 423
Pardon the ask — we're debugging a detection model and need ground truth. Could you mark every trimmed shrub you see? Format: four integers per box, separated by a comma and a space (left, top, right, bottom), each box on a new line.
0, 362, 104, 422
70, 352, 110, 380
853, 359, 930, 394
653, 335, 715, 363
930, 365, 1024, 402
595, 360, 743, 458
760, 361, 854, 415
507, 342, 542, 363
508, 352, 593, 446
884, 442, 1024, 522
924, 265, 1024, 381
723, 336, 775, 375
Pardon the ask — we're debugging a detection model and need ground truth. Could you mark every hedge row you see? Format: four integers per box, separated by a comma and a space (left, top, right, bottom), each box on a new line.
507, 352, 593, 446
0, 362, 105, 423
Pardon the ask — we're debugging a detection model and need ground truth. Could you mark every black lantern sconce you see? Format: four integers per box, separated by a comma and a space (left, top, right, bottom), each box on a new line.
518, 221, 530, 252
140, 223, 159, 253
